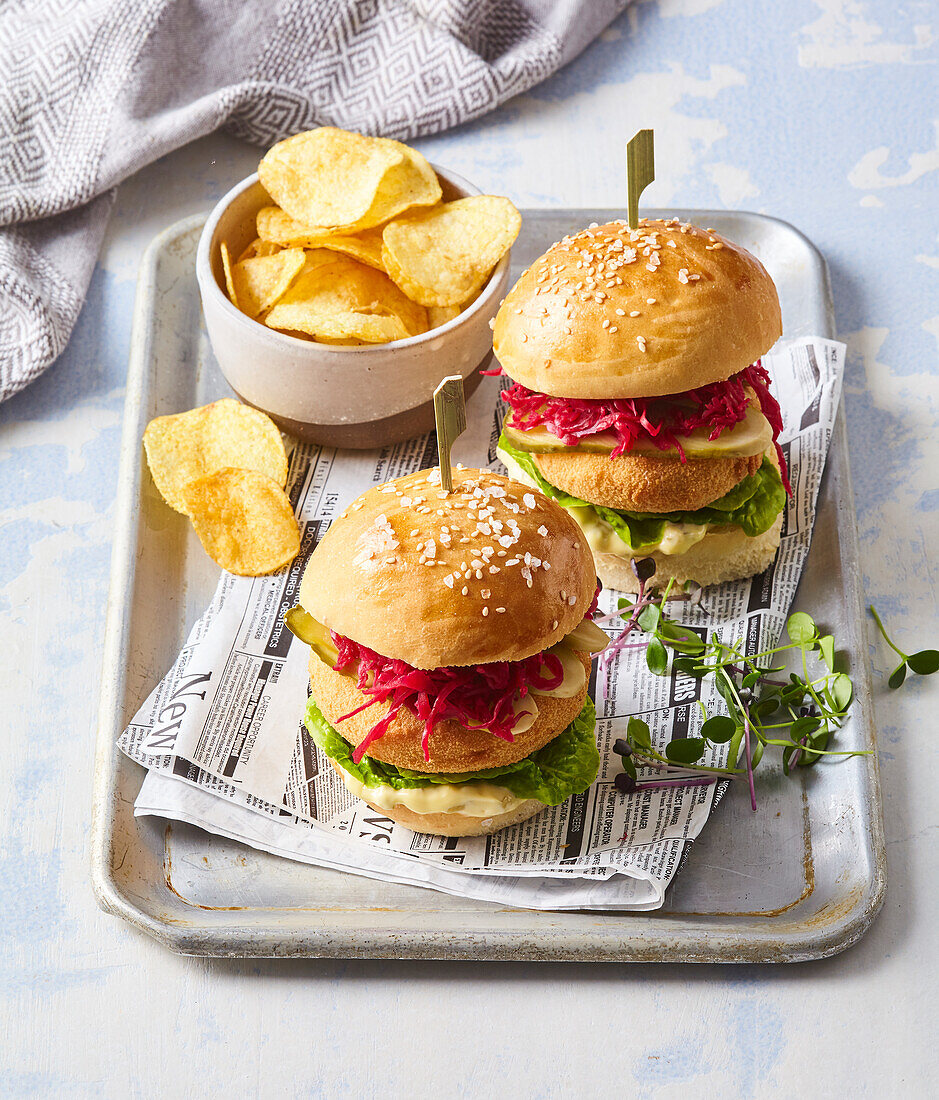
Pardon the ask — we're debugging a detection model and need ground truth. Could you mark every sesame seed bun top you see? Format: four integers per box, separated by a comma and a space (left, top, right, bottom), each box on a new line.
298, 467, 596, 669
493, 218, 782, 399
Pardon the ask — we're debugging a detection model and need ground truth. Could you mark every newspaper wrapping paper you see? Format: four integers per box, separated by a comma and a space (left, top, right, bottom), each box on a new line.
119, 337, 844, 911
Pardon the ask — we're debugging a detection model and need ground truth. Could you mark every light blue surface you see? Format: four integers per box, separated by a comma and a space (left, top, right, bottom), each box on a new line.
1, 2, 936, 1095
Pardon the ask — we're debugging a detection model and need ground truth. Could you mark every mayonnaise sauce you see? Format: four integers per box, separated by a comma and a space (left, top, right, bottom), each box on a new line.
340, 771, 529, 817
497, 447, 709, 560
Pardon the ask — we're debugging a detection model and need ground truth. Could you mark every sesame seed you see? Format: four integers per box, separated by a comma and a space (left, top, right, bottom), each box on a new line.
461, 586, 469, 596
629, 310, 640, 317
646, 298, 656, 304
496, 607, 506, 614
482, 607, 489, 617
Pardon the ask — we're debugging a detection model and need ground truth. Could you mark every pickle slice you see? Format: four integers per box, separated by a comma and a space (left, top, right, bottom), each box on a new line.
284, 606, 339, 666
503, 403, 772, 459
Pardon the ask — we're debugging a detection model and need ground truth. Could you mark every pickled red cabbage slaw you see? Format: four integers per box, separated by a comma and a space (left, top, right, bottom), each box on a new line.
332, 633, 565, 764
500, 362, 791, 495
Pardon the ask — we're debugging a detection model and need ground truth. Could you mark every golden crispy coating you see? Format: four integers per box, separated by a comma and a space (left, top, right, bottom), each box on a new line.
532, 450, 762, 513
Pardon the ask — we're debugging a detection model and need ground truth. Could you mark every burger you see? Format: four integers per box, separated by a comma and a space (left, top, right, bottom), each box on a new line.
286, 466, 609, 837
491, 217, 790, 592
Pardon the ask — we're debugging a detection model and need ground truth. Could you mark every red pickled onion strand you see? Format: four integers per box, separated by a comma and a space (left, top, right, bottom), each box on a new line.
330, 629, 579, 764
499, 362, 790, 492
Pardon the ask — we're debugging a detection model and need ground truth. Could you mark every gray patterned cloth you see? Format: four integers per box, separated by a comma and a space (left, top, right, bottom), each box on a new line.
0, 0, 626, 401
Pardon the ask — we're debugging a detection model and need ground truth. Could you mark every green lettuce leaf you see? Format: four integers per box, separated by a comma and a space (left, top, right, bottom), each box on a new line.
497, 430, 785, 546
304, 696, 599, 807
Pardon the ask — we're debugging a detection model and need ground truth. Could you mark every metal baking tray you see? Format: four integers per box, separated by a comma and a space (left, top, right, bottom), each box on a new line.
91, 209, 885, 961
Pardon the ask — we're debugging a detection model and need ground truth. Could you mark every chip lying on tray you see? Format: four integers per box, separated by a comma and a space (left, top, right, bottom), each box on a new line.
143, 398, 300, 576
217, 126, 521, 345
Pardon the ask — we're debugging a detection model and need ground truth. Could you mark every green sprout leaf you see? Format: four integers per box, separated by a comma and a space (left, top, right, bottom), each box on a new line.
787, 612, 817, 645
658, 620, 705, 654
665, 737, 706, 764
870, 605, 937, 685
908, 650, 939, 676
816, 634, 835, 670
627, 716, 652, 750
790, 715, 821, 740
638, 603, 662, 632
701, 715, 737, 743
645, 637, 669, 675
827, 673, 853, 712
888, 662, 908, 690
726, 726, 744, 771
673, 656, 707, 678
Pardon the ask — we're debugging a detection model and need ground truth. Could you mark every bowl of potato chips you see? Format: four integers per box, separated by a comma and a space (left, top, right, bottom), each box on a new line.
197, 127, 519, 449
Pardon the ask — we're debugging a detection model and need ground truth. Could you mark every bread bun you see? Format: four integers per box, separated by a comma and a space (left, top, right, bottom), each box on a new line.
493, 218, 781, 399
299, 467, 596, 668
309, 649, 590, 772
329, 761, 545, 836
531, 450, 763, 513
594, 515, 783, 592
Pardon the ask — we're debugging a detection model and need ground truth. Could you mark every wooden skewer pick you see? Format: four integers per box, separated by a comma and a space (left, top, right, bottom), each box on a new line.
433, 375, 466, 492
626, 129, 655, 229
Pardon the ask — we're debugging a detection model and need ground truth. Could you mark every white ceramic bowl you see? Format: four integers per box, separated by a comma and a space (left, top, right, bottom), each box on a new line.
196, 166, 510, 448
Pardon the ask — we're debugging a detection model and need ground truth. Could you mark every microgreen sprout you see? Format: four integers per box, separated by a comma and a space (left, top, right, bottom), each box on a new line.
609, 561, 867, 810
869, 605, 939, 689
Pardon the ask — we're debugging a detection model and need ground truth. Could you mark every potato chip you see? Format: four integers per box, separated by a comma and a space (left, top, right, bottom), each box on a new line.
313, 228, 386, 271
258, 128, 440, 232
427, 304, 462, 328
183, 468, 300, 576
265, 305, 407, 344
220, 241, 238, 307
255, 207, 385, 271
259, 128, 402, 229
143, 399, 288, 514
231, 248, 305, 318
256, 206, 334, 245
382, 196, 521, 306
264, 254, 427, 341
237, 237, 281, 262
352, 146, 441, 231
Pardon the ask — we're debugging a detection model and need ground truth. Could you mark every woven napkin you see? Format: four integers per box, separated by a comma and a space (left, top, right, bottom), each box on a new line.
0, 0, 626, 401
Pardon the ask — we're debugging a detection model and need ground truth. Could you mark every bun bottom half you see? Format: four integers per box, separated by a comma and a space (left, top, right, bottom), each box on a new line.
596, 514, 783, 593
329, 760, 545, 837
